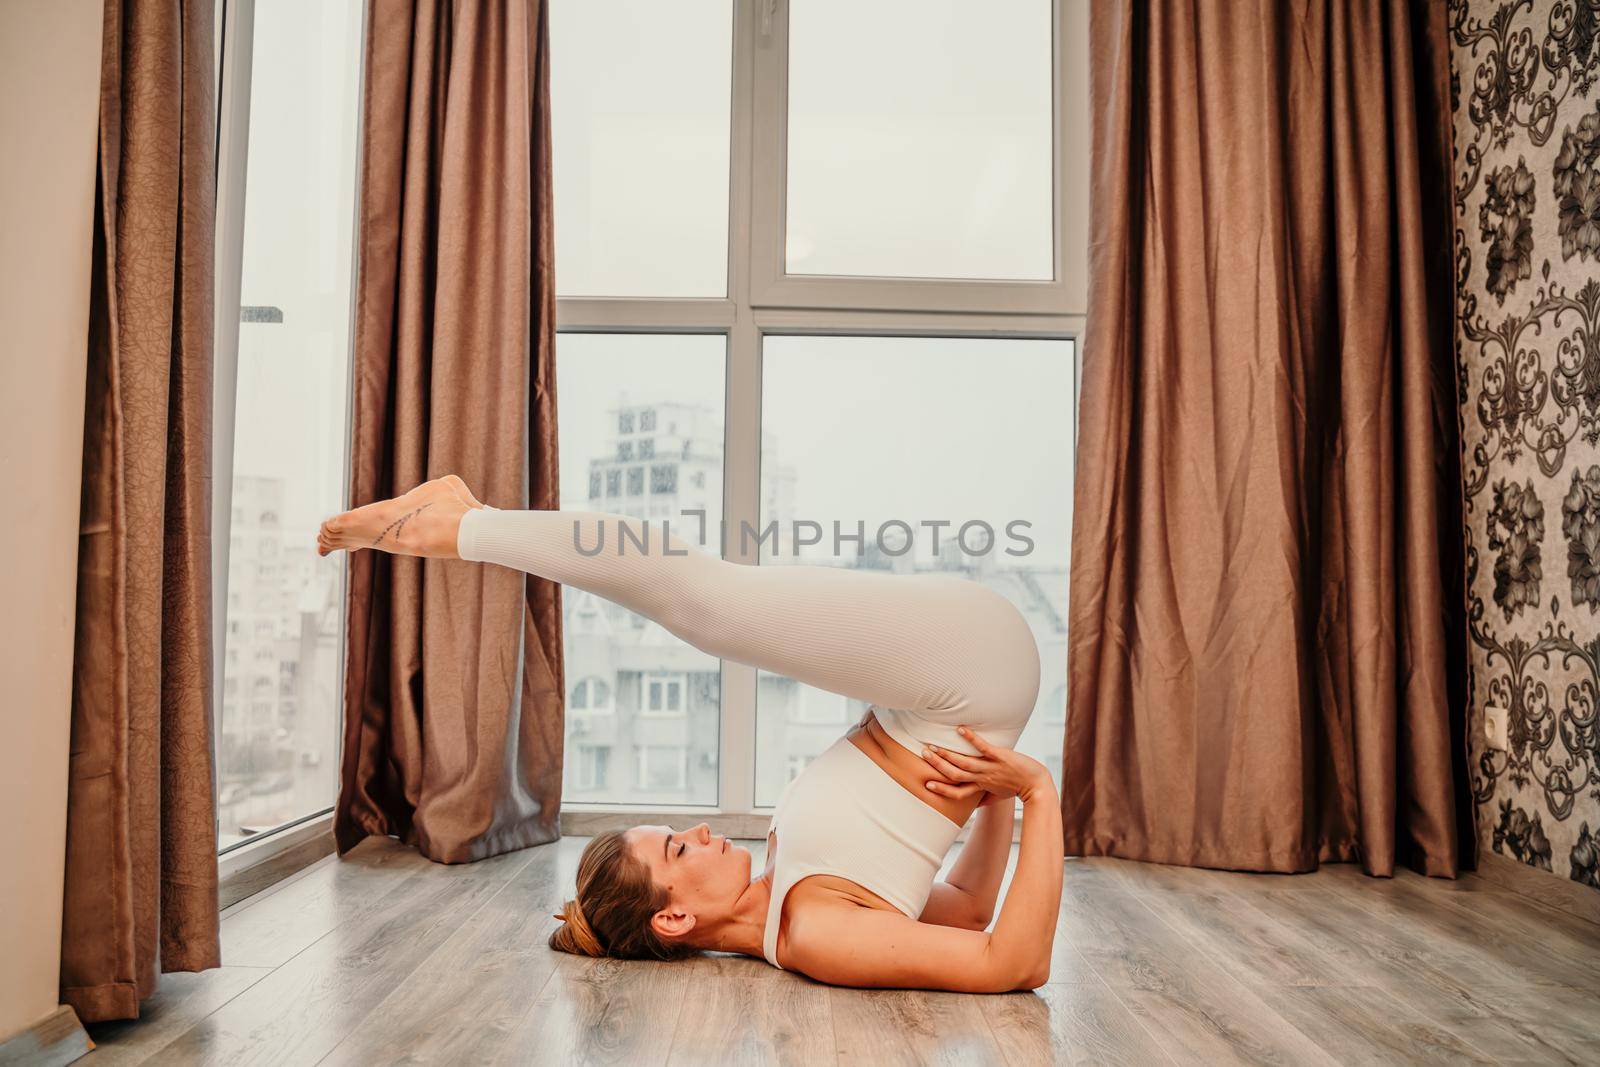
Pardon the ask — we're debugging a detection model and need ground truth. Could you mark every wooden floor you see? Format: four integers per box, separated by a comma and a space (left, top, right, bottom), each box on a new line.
82, 834, 1600, 1066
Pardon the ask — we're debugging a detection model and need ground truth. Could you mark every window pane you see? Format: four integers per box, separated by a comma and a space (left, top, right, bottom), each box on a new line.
785, 0, 1054, 281
551, 0, 732, 297
557, 334, 726, 805
755, 336, 1074, 806
218, 0, 362, 849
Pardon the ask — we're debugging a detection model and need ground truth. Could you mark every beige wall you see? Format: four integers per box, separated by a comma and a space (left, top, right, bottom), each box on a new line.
0, 0, 105, 1042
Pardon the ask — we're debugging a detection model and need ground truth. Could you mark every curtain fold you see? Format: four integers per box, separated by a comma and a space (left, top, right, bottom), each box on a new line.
61, 0, 221, 1024
1065, 0, 1471, 876
335, 0, 564, 864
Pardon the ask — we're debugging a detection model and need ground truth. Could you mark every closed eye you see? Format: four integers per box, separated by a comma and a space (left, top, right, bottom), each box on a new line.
678, 842, 686, 857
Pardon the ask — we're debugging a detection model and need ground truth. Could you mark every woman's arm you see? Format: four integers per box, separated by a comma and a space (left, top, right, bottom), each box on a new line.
917, 727, 1063, 985
789, 728, 1063, 991
923, 800, 1014, 928
783, 901, 1041, 992
984, 775, 1062, 986
786, 779, 1058, 990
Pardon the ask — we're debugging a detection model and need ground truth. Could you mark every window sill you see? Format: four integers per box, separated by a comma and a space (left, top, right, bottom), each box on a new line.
217, 811, 336, 910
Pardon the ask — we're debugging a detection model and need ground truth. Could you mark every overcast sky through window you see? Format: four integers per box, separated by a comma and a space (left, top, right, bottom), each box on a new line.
548, 0, 1071, 571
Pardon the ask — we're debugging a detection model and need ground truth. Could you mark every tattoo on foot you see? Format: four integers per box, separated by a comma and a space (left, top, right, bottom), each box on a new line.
373, 502, 433, 548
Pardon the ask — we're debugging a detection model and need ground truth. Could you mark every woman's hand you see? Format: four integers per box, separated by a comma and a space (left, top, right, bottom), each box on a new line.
919, 726, 1054, 804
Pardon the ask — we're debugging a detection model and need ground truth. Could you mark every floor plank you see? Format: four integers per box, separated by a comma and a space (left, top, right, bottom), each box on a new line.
80, 968, 272, 1067
505, 955, 691, 1067
1315, 865, 1593, 989
147, 846, 535, 1066
1107, 861, 1351, 988
77, 837, 1600, 1066
219, 837, 434, 968
317, 842, 566, 1066
1057, 883, 1341, 1066
1246, 984, 1495, 1066
1113, 861, 1579, 1064
829, 986, 1008, 1065
984, 982, 1176, 1066
666, 974, 836, 1066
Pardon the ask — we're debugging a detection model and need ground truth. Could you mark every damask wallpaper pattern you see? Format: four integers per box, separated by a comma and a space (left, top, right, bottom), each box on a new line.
1450, 0, 1600, 891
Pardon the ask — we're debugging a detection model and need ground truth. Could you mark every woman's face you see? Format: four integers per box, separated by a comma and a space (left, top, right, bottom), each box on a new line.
624, 821, 752, 941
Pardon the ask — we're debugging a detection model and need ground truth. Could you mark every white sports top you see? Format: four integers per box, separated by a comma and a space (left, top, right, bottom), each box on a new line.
761, 712, 966, 970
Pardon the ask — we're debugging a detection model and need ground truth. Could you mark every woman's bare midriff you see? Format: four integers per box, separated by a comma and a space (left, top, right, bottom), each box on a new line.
847, 711, 985, 829
764, 710, 987, 965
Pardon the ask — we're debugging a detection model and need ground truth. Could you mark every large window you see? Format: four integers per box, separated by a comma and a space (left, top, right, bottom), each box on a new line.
554, 334, 725, 806
754, 336, 1074, 806
212, 0, 364, 849
553, 0, 1085, 815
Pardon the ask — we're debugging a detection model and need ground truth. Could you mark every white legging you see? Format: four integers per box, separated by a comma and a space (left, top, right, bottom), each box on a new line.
455, 507, 1042, 756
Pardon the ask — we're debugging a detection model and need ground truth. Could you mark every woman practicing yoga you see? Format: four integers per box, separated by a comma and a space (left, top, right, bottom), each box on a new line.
319, 475, 1064, 992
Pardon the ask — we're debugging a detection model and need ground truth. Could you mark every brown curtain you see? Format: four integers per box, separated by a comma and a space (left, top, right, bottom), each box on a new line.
1065, 0, 1471, 876
62, 0, 220, 1024
335, 0, 563, 864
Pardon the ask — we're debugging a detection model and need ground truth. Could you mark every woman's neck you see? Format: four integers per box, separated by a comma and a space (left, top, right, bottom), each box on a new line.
695, 871, 773, 958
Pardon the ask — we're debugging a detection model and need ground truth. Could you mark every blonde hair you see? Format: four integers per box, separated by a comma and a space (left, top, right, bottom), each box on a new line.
550, 899, 604, 955
548, 830, 699, 961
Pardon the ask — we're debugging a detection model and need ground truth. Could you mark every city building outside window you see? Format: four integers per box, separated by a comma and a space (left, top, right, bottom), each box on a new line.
636, 745, 688, 791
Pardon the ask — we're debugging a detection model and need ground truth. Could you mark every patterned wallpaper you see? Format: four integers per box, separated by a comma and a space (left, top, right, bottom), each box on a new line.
1449, 0, 1600, 891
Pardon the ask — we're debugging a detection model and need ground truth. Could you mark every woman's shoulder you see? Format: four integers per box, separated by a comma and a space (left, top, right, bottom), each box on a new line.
774, 874, 889, 968
783, 873, 899, 931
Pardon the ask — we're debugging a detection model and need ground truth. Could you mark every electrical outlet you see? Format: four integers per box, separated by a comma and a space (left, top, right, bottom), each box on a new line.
1484, 704, 1509, 751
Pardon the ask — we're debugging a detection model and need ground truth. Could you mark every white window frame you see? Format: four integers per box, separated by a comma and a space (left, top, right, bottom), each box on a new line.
558, 0, 1087, 822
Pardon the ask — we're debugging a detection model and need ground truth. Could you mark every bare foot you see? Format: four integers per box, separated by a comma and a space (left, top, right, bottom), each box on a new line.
317, 476, 473, 559
440, 473, 487, 510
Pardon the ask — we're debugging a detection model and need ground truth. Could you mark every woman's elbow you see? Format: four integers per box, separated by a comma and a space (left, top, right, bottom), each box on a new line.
985, 963, 1047, 992
1017, 964, 1050, 990
1012, 947, 1053, 989
980, 949, 1050, 992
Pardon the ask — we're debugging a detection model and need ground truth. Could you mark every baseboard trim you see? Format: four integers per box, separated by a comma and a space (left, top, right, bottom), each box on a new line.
1472, 851, 1600, 927
0, 1006, 90, 1067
